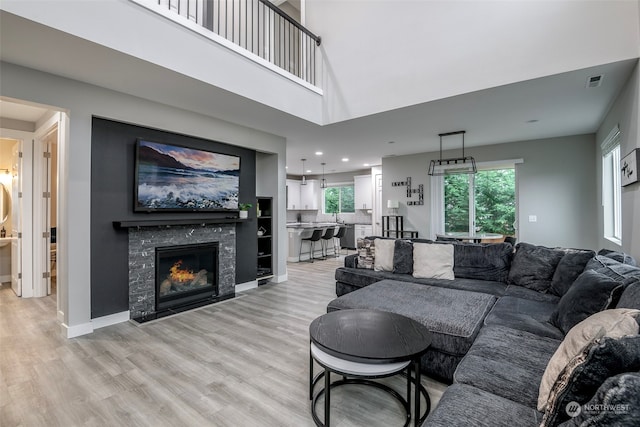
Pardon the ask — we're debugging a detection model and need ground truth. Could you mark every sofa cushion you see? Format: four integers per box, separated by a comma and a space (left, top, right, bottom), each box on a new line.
423, 384, 543, 427
508, 243, 565, 292
598, 248, 637, 266
556, 373, 640, 427
454, 325, 561, 408
585, 255, 640, 282
538, 309, 640, 412
540, 334, 640, 426
327, 280, 496, 357
503, 285, 561, 303
549, 249, 596, 297
356, 238, 375, 269
484, 296, 563, 340
373, 238, 394, 271
413, 243, 455, 280
617, 279, 640, 310
451, 242, 513, 283
335, 267, 508, 296
393, 239, 413, 274
550, 270, 624, 334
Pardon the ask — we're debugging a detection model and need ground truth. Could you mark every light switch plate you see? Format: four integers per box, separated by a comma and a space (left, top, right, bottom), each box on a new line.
528, 215, 537, 223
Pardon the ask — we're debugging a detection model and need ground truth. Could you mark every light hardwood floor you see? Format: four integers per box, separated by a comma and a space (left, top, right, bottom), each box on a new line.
1, 256, 445, 427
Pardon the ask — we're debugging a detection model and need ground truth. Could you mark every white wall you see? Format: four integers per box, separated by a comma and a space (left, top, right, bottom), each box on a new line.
597, 62, 640, 260
383, 134, 598, 250
308, 0, 640, 123
0, 61, 286, 336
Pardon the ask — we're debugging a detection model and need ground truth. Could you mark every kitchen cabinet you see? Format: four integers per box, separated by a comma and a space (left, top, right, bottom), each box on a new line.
354, 175, 372, 210
354, 224, 373, 247
286, 179, 301, 210
300, 179, 319, 210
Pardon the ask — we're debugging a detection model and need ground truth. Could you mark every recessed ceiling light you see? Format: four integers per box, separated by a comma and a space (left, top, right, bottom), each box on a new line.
315, 151, 323, 156
363, 163, 370, 167
306, 169, 312, 173
342, 158, 349, 162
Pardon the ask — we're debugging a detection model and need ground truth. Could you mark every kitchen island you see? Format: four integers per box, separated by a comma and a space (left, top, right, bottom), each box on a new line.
287, 223, 342, 262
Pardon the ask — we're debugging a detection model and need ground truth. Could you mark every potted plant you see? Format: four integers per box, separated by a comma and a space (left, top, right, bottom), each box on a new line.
238, 203, 252, 219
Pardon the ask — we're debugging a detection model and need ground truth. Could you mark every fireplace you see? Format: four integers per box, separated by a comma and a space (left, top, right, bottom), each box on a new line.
155, 242, 219, 313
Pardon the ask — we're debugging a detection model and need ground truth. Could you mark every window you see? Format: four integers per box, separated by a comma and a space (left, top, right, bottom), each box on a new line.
444, 168, 516, 236
323, 185, 355, 214
602, 126, 622, 244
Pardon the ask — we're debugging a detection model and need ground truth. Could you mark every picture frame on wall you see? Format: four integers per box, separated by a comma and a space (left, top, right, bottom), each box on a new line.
621, 148, 639, 187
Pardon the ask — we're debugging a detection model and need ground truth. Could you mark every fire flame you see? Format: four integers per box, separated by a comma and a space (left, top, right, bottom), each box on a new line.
169, 260, 195, 283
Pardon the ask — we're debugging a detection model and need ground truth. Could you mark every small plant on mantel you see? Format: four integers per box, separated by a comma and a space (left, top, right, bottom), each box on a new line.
238, 203, 252, 219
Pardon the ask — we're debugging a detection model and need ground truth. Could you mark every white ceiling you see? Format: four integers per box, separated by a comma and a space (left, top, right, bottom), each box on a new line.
0, 10, 637, 175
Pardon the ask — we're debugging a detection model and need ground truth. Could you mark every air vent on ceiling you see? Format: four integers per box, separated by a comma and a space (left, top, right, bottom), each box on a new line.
586, 74, 603, 88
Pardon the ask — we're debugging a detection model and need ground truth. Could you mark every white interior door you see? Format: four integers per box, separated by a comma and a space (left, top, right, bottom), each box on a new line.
11, 141, 22, 296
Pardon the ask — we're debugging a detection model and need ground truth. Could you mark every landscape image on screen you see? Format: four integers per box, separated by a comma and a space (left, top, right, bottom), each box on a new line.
135, 140, 240, 211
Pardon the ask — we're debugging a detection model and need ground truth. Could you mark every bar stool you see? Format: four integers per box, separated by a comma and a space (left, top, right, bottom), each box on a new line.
300, 229, 323, 263
320, 227, 336, 259
333, 227, 347, 257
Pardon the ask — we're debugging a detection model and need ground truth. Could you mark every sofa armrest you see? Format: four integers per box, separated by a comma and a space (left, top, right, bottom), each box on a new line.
345, 253, 358, 268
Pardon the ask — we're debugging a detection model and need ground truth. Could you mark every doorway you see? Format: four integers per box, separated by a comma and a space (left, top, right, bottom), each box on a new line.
0, 100, 64, 313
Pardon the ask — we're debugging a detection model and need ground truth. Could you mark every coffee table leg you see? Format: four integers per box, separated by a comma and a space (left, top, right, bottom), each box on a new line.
414, 359, 421, 427
324, 368, 331, 426
406, 366, 411, 414
309, 348, 313, 400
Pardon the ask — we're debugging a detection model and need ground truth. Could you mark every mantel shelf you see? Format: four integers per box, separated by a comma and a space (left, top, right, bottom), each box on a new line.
113, 217, 250, 229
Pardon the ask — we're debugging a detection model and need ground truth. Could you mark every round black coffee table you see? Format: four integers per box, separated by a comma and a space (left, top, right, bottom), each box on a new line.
309, 309, 432, 427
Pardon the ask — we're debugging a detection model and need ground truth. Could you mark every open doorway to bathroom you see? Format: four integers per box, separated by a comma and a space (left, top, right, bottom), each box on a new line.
0, 98, 63, 318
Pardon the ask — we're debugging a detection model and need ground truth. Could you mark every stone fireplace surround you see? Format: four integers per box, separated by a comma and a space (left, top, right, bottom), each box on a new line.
127, 223, 236, 319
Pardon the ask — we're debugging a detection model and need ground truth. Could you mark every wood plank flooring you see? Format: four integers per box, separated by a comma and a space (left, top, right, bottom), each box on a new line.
0, 256, 446, 427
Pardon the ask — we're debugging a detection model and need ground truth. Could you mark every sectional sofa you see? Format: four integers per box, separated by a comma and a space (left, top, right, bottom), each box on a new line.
329, 237, 640, 426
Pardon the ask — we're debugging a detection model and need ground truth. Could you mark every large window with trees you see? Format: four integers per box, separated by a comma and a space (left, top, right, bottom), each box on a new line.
323, 185, 355, 214
444, 168, 516, 236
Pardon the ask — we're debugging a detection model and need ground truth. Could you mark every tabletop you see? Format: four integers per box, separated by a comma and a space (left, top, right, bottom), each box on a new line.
309, 309, 432, 364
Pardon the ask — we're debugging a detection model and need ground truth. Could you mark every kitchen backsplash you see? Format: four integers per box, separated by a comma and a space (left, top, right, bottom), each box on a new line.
287, 210, 373, 224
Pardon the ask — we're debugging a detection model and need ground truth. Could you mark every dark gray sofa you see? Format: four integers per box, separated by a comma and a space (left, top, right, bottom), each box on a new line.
328, 238, 640, 426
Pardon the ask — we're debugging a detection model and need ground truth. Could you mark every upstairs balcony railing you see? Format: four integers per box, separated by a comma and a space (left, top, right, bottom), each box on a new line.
141, 0, 321, 87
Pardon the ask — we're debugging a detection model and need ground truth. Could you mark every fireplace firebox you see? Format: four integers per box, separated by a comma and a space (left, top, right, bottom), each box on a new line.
155, 242, 219, 313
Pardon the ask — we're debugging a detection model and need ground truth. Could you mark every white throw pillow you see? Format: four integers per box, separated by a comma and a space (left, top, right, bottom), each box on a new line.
374, 238, 395, 272
412, 243, 454, 280
537, 308, 640, 412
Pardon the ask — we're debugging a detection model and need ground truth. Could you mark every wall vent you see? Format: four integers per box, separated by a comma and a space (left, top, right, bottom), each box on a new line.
586, 74, 603, 88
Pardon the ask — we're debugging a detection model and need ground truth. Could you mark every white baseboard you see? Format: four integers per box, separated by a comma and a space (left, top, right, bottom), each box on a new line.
60, 310, 130, 338
57, 310, 64, 323
61, 321, 93, 338
236, 280, 258, 292
92, 311, 130, 330
272, 273, 288, 283
0, 274, 10, 283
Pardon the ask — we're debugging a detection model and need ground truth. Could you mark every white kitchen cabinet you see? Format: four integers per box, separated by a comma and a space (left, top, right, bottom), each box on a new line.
300, 179, 319, 210
354, 175, 372, 210
286, 179, 301, 210
353, 224, 373, 247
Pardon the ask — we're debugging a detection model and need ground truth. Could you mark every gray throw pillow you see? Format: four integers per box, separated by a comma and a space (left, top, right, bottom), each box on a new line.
598, 249, 638, 266
549, 249, 596, 297
557, 373, 640, 427
452, 242, 513, 283
393, 239, 413, 274
550, 270, 624, 335
508, 243, 565, 292
540, 335, 640, 426
616, 279, 640, 310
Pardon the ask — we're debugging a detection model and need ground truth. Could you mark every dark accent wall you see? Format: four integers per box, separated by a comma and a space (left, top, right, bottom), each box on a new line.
90, 118, 257, 319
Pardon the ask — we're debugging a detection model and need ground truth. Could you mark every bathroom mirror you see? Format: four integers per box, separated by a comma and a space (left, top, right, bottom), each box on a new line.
0, 183, 9, 225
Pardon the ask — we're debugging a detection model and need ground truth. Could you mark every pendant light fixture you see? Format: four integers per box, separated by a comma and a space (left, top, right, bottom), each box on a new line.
301, 158, 307, 185
428, 130, 477, 176
320, 162, 327, 188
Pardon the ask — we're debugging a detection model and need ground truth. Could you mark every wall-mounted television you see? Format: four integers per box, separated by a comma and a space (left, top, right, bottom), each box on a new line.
134, 139, 240, 212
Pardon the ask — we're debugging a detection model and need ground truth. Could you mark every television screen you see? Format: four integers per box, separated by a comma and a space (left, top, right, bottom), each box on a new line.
135, 139, 240, 212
